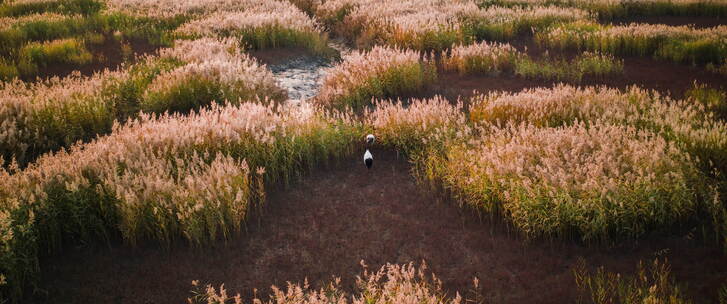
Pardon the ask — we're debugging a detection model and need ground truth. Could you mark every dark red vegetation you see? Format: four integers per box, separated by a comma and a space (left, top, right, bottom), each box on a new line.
35, 151, 726, 304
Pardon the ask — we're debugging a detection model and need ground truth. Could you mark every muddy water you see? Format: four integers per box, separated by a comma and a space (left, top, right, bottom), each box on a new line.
268, 41, 352, 101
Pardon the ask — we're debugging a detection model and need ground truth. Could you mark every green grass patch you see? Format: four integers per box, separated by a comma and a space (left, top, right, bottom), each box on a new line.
514, 51, 623, 82
189, 24, 332, 57
0, 58, 19, 81
686, 83, 727, 121
537, 21, 727, 66
0, 0, 103, 17
17, 38, 92, 72
325, 61, 436, 110
0, 12, 183, 58
317, 46, 437, 110
476, 0, 727, 19
574, 259, 692, 304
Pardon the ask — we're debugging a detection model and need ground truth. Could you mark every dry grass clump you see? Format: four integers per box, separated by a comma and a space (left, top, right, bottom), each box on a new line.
0, 12, 67, 31
189, 262, 463, 304
0, 12, 88, 60
574, 259, 692, 304
142, 38, 283, 113
316, 46, 436, 109
462, 5, 592, 41
513, 51, 623, 82
0, 0, 102, 17
468, 85, 727, 175
441, 42, 622, 81
0, 101, 360, 300
537, 21, 727, 66
287, 0, 321, 16
478, 0, 727, 19
364, 89, 719, 242
433, 121, 698, 240
0, 1, 186, 80
442, 41, 522, 76
707, 60, 727, 76
105, 0, 258, 18
317, 0, 591, 50
338, 0, 476, 51
462, 85, 727, 242
366, 96, 466, 154
0, 70, 121, 165
470, 84, 727, 183
107, 0, 321, 23
0, 38, 282, 166
174, 1, 330, 54
14, 37, 93, 75
686, 83, 727, 120
469, 84, 622, 127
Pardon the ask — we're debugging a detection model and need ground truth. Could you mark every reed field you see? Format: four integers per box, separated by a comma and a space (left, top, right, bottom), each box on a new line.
1, 0, 727, 303
536, 21, 727, 66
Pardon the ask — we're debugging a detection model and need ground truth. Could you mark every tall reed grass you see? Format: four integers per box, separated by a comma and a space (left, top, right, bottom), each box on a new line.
442, 41, 521, 76
574, 259, 692, 304
537, 21, 727, 66
441, 42, 623, 81
431, 121, 699, 240
0, 101, 361, 301
686, 83, 727, 121
0, 10, 182, 55
514, 51, 623, 82
469, 85, 727, 183
16, 38, 93, 74
477, 0, 727, 19
462, 85, 727, 242
0, 9, 187, 79
461, 5, 592, 41
141, 38, 284, 113
317, 0, 591, 50
174, 1, 330, 54
0, 38, 282, 166
0, 13, 86, 56
0, 0, 103, 17
364, 88, 725, 243
316, 46, 435, 109
366, 96, 466, 154
469, 85, 727, 175
189, 262, 464, 304
106, 0, 300, 18
336, 0, 476, 50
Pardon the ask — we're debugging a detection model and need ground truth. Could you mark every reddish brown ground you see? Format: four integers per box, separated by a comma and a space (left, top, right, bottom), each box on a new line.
35, 151, 726, 304
23, 37, 160, 81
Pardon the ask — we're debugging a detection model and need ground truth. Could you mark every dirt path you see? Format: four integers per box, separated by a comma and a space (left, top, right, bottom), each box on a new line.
35, 150, 726, 304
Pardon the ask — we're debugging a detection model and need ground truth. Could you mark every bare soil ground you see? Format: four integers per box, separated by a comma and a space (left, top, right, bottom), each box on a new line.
35, 150, 727, 304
